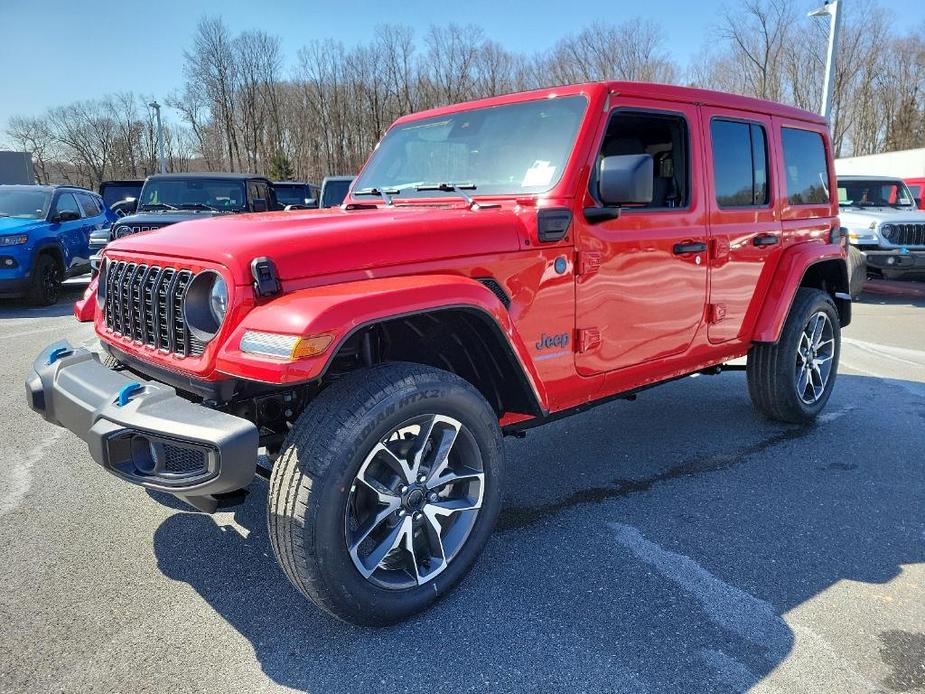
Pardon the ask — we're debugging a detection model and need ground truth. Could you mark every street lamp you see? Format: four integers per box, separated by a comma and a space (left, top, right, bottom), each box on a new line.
808, 0, 843, 123
148, 100, 166, 174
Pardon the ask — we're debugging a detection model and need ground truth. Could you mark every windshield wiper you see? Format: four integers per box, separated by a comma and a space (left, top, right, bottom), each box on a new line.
415, 182, 478, 207
141, 202, 177, 210
353, 187, 399, 206
178, 202, 219, 211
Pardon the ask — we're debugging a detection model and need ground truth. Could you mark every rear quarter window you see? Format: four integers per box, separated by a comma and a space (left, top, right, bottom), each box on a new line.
781, 128, 830, 205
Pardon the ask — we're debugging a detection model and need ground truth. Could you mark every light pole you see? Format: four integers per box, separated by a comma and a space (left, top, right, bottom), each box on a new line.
808, 0, 843, 123
148, 101, 166, 174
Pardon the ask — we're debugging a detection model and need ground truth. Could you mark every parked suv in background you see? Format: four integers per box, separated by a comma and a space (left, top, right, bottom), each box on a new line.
274, 181, 319, 209
837, 175, 925, 278
99, 179, 144, 216
0, 184, 114, 304
88, 172, 277, 256
27, 82, 849, 625
318, 175, 354, 208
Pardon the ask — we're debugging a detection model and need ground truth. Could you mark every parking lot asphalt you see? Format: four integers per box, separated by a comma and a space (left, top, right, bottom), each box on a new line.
0, 279, 923, 694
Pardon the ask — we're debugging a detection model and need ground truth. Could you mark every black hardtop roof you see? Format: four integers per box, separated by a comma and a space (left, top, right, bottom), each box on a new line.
145, 172, 270, 182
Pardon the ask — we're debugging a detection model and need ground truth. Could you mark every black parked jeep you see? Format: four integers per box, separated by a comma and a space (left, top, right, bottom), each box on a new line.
89, 173, 277, 254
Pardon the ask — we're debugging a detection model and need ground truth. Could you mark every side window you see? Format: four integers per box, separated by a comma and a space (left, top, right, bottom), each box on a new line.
53, 192, 82, 218
247, 181, 261, 209
77, 193, 101, 217
781, 128, 830, 205
593, 110, 690, 209
711, 119, 769, 207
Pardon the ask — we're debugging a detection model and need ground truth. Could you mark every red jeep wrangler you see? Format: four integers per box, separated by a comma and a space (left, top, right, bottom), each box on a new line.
26, 82, 849, 625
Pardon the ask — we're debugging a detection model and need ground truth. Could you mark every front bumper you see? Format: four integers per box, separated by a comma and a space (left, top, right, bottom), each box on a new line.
862, 249, 925, 275
25, 341, 258, 512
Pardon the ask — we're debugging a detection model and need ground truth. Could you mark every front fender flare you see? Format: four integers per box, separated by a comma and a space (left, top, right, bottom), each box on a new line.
214, 274, 547, 406
752, 242, 848, 344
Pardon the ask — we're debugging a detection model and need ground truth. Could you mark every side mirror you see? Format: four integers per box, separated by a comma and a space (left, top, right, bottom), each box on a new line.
305, 197, 318, 208
598, 154, 654, 206
252, 198, 268, 213
53, 209, 81, 223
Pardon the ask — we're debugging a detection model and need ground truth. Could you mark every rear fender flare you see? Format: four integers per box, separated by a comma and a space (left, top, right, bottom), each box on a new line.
215, 274, 547, 408
752, 243, 849, 344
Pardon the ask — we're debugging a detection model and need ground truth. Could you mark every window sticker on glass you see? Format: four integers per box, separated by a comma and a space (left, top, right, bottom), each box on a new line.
522, 161, 557, 187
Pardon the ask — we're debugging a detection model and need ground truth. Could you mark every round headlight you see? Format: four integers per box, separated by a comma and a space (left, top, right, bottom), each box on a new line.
881, 224, 894, 240
209, 275, 228, 324
183, 271, 228, 343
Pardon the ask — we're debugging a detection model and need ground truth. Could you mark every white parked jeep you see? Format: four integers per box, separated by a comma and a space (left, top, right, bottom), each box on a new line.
837, 176, 925, 279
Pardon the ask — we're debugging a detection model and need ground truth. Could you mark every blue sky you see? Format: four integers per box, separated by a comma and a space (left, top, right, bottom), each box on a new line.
0, 0, 920, 134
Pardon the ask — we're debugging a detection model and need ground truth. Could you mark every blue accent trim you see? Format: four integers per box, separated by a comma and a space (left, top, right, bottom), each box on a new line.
48, 347, 72, 365
116, 382, 144, 407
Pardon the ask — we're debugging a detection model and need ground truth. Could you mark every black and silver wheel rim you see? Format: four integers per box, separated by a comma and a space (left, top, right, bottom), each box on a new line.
796, 311, 835, 405
345, 414, 485, 590
42, 263, 60, 303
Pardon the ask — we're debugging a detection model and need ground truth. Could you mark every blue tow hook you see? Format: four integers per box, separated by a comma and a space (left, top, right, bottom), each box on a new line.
116, 382, 144, 407
47, 347, 72, 365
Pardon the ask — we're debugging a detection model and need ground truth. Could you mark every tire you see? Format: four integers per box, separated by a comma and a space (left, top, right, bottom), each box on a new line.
267, 362, 503, 625
27, 254, 62, 306
102, 353, 121, 370
846, 245, 866, 299
747, 288, 841, 424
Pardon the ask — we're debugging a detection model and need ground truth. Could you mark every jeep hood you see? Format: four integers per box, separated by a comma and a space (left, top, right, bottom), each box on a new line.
839, 206, 925, 226
116, 210, 225, 226
105, 206, 524, 285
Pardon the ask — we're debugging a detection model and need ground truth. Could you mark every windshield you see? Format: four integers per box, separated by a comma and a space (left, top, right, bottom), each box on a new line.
837, 179, 916, 208
321, 180, 351, 208
353, 95, 588, 199
100, 183, 142, 208
276, 184, 310, 206
139, 178, 247, 211
0, 189, 51, 219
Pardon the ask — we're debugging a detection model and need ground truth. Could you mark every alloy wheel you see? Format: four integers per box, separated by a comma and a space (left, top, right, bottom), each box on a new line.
345, 414, 484, 590
795, 311, 835, 405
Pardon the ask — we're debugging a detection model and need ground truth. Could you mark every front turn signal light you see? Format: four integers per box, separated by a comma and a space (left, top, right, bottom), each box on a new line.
291, 334, 334, 359
240, 330, 334, 360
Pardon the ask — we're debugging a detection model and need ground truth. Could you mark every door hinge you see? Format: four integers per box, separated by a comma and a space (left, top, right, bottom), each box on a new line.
578, 251, 601, 276
708, 303, 727, 324
577, 328, 601, 353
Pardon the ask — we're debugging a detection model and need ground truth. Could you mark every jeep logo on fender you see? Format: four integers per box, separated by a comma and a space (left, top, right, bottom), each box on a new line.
535, 332, 570, 351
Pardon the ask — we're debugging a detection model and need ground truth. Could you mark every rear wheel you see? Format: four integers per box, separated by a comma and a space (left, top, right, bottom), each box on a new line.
747, 288, 841, 423
27, 254, 62, 306
267, 362, 503, 625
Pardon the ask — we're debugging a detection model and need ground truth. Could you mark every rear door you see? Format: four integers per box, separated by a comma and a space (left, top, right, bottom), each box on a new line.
701, 109, 782, 343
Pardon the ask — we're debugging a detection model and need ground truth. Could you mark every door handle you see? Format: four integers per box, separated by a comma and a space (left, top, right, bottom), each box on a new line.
752, 234, 780, 247
673, 241, 707, 255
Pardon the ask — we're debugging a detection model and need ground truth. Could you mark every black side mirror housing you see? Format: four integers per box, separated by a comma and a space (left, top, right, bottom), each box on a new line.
598, 154, 654, 206
252, 198, 268, 213
53, 210, 81, 223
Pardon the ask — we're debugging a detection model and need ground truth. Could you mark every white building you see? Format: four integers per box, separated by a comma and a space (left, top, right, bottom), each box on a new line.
835, 148, 925, 178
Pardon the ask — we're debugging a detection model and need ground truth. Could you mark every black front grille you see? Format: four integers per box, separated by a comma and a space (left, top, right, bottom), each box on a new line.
885, 223, 925, 246
104, 261, 205, 357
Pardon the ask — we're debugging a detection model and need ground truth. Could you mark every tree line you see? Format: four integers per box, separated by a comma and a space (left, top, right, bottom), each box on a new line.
5, 0, 923, 189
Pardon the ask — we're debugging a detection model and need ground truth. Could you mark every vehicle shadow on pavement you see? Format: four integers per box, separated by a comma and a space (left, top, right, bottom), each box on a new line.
0, 281, 87, 319
151, 373, 925, 693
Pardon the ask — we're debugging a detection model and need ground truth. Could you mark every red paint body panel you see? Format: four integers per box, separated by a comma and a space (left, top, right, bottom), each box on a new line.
905, 178, 925, 210
92, 81, 844, 422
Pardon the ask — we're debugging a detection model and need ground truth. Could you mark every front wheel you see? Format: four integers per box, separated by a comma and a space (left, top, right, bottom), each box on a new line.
27, 254, 62, 306
747, 288, 841, 423
267, 362, 503, 625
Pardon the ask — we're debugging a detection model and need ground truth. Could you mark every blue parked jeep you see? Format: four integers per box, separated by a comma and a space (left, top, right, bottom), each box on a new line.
0, 185, 115, 305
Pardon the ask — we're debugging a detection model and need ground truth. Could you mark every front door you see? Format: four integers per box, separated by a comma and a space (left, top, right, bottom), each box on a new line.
575, 100, 708, 376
